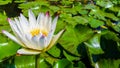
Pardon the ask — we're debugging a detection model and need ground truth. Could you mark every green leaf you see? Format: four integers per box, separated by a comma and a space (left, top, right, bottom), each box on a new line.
59, 25, 94, 56
101, 30, 120, 42
15, 0, 25, 3
109, 6, 120, 12
89, 18, 104, 28
105, 13, 119, 21
63, 51, 80, 61
19, 1, 49, 10
36, 54, 52, 68
47, 45, 61, 58
96, 1, 113, 8
74, 24, 94, 43
0, 26, 11, 32
15, 55, 35, 68
61, 1, 73, 6
117, 10, 120, 16
55, 18, 67, 33
112, 21, 120, 33
40, 53, 58, 65
89, 7, 106, 21
53, 59, 73, 68
0, 1, 11, 5
0, 59, 15, 68
84, 4, 96, 10
49, 6, 60, 12
0, 13, 8, 25
73, 16, 88, 25
89, 6, 118, 21
78, 10, 89, 15
0, 41, 20, 62
95, 59, 120, 68
84, 34, 104, 54
59, 25, 80, 56
100, 31, 120, 57
19, 1, 49, 16
0, 34, 8, 43
38, 58, 51, 68
76, 61, 86, 68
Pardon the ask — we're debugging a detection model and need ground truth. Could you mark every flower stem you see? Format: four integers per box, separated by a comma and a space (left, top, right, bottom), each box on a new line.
35, 54, 40, 68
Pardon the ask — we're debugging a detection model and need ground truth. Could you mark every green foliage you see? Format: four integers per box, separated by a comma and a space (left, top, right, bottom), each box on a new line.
84, 34, 104, 54
96, 59, 120, 68
53, 59, 73, 68
15, 56, 35, 68
0, 41, 20, 62
0, 0, 120, 68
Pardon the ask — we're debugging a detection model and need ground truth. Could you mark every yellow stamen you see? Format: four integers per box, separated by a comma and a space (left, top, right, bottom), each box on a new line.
30, 28, 48, 37
30, 29, 40, 36
41, 29, 48, 36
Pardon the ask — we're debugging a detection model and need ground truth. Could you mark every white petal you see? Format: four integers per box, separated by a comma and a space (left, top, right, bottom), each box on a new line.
37, 13, 44, 29
20, 13, 28, 25
24, 33, 45, 50
43, 12, 49, 30
46, 16, 58, 46
14, 18, 22, 32
19, 14, 29, 31
10, 19, 27, 47
8, 19, 27, 47
29, 9, 37, 29
19, 16, 29, 34
46, 29, 54, 47
17, 48, 40, 55
2, 30, 23, 46
51, 16, 58, 33
31, 35, 43, 50
46, 17, 52, 31
38, 34, 47, 49
14, 18, 24, 36
8, 19, 20, 35
46, 29, 64, 51
24, 34, 39, 49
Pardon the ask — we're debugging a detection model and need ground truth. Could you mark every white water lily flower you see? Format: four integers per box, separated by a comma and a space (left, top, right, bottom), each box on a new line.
2, 10, 64, 55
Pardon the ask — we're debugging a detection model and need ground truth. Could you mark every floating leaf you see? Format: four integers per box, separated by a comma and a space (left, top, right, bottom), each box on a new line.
73, 16, 88, 25
59, 25, 94, 56
109, 6, 120, 12
105, 13, 119, 21
63, 51, 80, 61
53, 59, 73, 68
112, 21, 120, 33
89, 7, 106, 21
95, 59, 120, 68
38, 58, 51, 68
76, 61, 86, 68
89, 18, 104, 28
15, 55, 35, 68
40, 53, 58, 65
84, 34, 104, 54
96, 1, 113, 8
0, 41, 20, 62
0, 1, 11, 5
47, 45, 61, 58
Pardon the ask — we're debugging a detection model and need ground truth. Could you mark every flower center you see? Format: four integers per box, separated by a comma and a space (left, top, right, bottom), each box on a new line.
30, 28, 40, 37
30, 28, 48, 37
41, 29, 48, 36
